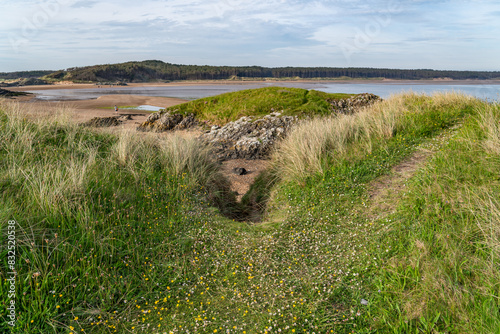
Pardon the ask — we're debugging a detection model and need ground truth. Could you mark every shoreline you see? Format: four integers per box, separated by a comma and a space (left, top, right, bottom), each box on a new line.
8, 78, 500, 92
5, 78, 499, 130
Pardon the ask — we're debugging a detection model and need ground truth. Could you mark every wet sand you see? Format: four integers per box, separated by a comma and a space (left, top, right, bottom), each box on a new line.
8, 93, 188, 130
8, 78, 500, 93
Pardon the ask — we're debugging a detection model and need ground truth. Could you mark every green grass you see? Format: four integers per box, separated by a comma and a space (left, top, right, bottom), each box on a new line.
164, 86, 354, 124
0, 93, 499, 333
367, 103, 500, 332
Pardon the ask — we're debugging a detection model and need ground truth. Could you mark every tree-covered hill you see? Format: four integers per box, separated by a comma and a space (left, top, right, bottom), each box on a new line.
38, 60, 500, 83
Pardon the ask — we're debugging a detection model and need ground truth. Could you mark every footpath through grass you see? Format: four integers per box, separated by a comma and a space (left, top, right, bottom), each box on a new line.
0, 92, 498, 333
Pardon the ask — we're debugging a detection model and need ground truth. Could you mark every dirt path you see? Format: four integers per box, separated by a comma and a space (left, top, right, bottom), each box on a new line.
367, 150, 431, 220
366, 127, 460, 220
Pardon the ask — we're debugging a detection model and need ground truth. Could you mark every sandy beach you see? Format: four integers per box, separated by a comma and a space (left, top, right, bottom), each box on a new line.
8, 89, 188, 130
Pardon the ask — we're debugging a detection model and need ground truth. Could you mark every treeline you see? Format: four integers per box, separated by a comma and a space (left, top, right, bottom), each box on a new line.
0, 70, 54, 80
11, 60, 500, 82
271, 68, 500, 80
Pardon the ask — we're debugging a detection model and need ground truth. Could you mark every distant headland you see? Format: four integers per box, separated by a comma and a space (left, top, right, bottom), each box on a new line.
1, 60, 500, 86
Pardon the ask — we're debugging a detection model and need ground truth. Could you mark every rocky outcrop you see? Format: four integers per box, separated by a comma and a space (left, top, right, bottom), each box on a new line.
232, 167, 248, 175
0, 88, 28, 97
81, 115, 136, 127
199, 112, 298, 160
137, 110, 198, 132
329, 93, 381, 114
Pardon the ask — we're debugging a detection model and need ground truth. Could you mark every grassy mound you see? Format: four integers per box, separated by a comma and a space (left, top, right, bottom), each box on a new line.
164, 86, 354, 124
1, 93, 499, 333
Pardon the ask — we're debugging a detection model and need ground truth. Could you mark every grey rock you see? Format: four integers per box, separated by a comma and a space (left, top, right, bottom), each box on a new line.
199, 111, 299, 160
137, 110, 198, 132
329, 93, 381, 114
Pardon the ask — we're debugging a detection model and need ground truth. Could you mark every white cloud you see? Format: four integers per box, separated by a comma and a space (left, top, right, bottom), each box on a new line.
1, 0, 499, 71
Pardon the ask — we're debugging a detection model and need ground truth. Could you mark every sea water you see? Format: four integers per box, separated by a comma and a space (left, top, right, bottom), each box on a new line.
26, 82, 500, 102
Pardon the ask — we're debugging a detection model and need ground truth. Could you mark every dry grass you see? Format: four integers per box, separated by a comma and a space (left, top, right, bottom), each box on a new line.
0, 99, 220, 214
477, 103, 500, 155
158, 134, 219, 185
272, 92, 481, 181
272, 93, 407, 180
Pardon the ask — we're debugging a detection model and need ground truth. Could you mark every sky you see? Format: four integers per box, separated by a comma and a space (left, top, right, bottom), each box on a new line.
1, 0, 500, 72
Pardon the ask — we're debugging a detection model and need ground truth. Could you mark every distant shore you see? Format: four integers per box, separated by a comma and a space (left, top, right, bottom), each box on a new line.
5, 78, 500, 131
8, 78, 500, 93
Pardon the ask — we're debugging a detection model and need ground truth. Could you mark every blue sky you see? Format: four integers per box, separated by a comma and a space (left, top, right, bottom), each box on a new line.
1, 0, 500, 72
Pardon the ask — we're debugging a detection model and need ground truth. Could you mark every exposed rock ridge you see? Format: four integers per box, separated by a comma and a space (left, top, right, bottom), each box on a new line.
137, 110, 197, 132
329, 93, 381, 114
199, 112, 299, 160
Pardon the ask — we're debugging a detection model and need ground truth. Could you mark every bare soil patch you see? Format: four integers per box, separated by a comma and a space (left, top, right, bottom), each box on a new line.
367, 150, 431, 220
367, 128, 460, 220
220, 159, 269, 201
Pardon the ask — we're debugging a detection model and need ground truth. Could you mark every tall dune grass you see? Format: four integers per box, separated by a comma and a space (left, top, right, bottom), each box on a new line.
470, 102, 500, 267
273, 92, 479, 181
0, 99, 231, 333
364, 97, 500, 332
0, 100, 221, 216
473, 195, 500, 264
477, 103, 500, 155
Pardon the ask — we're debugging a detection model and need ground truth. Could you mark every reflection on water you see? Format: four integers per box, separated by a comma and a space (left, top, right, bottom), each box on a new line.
26, 82, 500, 102
122, 105, 164, 112
318, 83, 500, 101
26, 83, 320, 101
